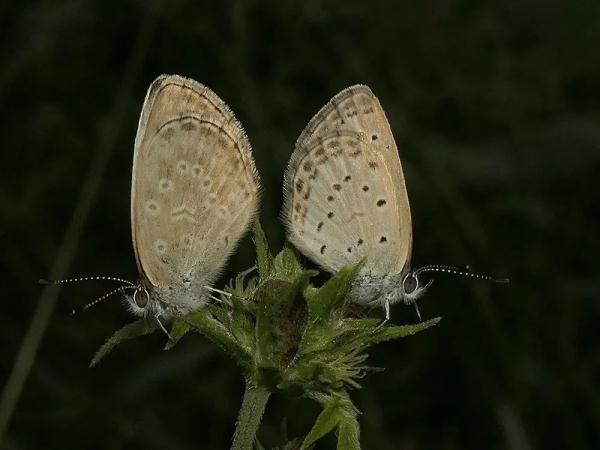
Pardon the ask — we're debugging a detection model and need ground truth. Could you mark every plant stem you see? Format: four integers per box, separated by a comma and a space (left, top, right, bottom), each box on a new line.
231, 381, 270, 450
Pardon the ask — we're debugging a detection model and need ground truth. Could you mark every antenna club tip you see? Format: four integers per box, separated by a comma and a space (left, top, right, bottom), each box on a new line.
38, 278, 51, 285
495, 277, 510, 284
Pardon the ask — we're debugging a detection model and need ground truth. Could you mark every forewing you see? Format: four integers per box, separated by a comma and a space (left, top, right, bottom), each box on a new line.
132, 75, 259, 289
283, 85, 411, 274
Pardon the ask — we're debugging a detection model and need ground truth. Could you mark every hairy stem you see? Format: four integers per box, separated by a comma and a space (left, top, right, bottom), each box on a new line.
231, 381, 270, 450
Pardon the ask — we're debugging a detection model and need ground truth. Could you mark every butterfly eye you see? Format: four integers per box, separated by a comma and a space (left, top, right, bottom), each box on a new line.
133, 288, 150, 308
403, 273, 418, 294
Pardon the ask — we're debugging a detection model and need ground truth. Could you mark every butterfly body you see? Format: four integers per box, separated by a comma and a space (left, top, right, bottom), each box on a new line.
124, 279, 208, 319
126, 74, 260, 320
283, 84, 419, 320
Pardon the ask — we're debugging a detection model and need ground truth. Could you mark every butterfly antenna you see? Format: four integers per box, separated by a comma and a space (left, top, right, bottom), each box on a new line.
39, 275, 135, 287
415, 264, 509, 284
70, 285, 136, 316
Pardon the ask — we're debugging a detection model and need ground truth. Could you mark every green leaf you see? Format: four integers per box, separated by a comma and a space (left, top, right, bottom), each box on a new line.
337, 413, 360, 450
183, 307, 251, 368
340, 318, 381, 331
306, 258, 364, 322
255, 279, 294, 369
297, 260, 364, 356
229, 266, 259, 299
254, 271, 315, 377
272, 245, 303, 282
300, 398, 342, 448
231, 297, 256, 355
300, 393, 359, 449
314, 317, 442, 360
206, 303, 231, 326
163, 319, 192, 350
90, 319, 158, 367
363, 317, 441, 347
253, 220, 274, 279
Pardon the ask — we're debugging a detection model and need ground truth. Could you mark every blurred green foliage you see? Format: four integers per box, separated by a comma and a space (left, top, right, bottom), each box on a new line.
1, 0, 599, 449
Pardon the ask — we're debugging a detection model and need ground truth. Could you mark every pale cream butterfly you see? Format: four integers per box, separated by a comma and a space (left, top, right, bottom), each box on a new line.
42, 75, 260, 328
282, 85, 506, 322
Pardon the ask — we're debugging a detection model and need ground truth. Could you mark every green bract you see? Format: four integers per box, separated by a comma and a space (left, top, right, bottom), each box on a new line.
92, 222, 441, 449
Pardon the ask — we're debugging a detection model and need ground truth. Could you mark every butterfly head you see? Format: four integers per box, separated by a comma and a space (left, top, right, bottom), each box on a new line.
125, 284, 155, 317
123, 281, 183, 319
394, 265, 508, 320
399, 270, 434, 304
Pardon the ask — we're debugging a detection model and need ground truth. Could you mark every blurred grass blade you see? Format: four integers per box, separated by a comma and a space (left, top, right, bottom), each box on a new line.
90, 319, 158, 368
0, 3, 162, 439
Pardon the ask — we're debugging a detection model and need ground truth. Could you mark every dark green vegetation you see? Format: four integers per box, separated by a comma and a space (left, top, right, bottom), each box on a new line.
2, 1, 599, 449
91, 223, 440, 449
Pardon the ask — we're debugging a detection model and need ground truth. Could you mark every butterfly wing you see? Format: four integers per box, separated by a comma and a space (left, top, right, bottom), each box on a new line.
283, 85, 411, 274
131, 75, 260, 296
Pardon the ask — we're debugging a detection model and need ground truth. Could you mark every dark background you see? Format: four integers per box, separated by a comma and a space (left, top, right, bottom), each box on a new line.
2, 0, 599, 449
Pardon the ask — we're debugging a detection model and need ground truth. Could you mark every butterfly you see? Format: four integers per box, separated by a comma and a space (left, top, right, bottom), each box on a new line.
42, 75, 260, 327
282, 85, 506, 322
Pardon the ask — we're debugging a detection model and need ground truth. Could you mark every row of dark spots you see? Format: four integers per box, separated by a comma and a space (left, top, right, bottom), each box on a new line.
333, 182, 374, 193
318, 199, 384, 232
320, 236, 385, 256
331, 180, 381, 196
328, 184, 385, 207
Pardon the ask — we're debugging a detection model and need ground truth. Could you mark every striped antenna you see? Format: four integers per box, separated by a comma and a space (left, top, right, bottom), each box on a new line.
70, 285, 137, 316
415, 264, 509, 284
39, 276, 135, 287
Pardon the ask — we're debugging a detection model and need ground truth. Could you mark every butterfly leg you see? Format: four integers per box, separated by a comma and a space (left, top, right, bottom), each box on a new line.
207, 292, 226, 304
384, 297, 391, 322
154, 313, 173, 341
236, 265, 257, 284
203, 285, 232, 298
373, 297, 391, 333
413, 301, 422, 322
